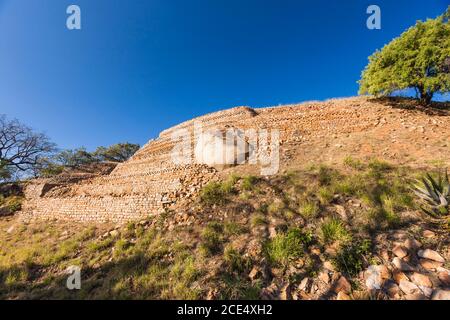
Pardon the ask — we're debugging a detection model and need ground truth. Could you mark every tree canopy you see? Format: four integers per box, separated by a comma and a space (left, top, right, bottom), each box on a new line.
359, 7, 450, 105
0, 115, 55, 181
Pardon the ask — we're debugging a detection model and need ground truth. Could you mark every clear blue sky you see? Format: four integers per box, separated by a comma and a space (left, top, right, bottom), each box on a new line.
0, 0, 448, 150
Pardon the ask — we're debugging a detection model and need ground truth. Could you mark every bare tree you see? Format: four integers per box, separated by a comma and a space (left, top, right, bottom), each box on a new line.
0, 115, 55, 181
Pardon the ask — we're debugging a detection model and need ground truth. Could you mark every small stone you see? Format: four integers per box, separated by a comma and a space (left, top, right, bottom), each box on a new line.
6, 225, 14, 234
404, 238, 421, 250
438, 269, 450, 286
249, 267, 261, 281
109, 230, 119, 237
318, 271, 330, 284
334, 205, 348, 220
431, 289, 450, 300
364, 265, 391, 290
392, 257, 415, 272
404, 293, 427, 300
392, 244, 408, 258
268, 227, 277, 238
333, 276, 351, 294
399, 280, 420, 295
422, 230, 436, 238
418, 249, 445, 263
298, 278, 311, 292
410, 272, 432, 288
323, 261, 335, 271
420, 259, 443, 271
336, 291, 351, 300
279, 283, 292, 300
418, 285, 433, 298
383, 280, 400, 299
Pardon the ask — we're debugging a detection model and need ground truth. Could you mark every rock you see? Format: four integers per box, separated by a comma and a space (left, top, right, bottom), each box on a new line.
422, 230, 436, 238
418, 285, 433, 298
318, 271, 330, 284
310, 246, 321, 255
6, 225, 14, 234
410, 272, 432, 288
420, 259, 443, 271
268, 227, 277, 238
404, 293, 427, 300
364, 265, 391, 290
334, 205, 348, 220
249, 267, 261, 281
109, 230, 119, 238
431, 289, 450, 300
417, 249, 445, 263
279, 283, 292, 300
298, 278, 311, 292
392, 257, 415, 272
392, 244, 408, 258
404, 238, 421, 250
333, 276, 352, 294
336, 291, 351, 300
383, 280, 400, 299
399, 280, 420, 295
323, 261, 335, 271
437, 269, 450, 286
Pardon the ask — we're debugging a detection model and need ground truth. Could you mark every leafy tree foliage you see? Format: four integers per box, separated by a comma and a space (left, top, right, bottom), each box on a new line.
93, 143, 140, 162
359, 7, 450, 105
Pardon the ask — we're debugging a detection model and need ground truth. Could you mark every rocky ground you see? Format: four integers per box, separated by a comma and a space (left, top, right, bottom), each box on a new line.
1, 159, 449, 300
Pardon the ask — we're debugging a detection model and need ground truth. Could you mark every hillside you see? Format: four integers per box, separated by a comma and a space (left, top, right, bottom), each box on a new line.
1, 96, 450, 300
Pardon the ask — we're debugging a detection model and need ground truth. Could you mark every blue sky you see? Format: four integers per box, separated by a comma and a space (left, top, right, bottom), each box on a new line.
0, 0, 448, 150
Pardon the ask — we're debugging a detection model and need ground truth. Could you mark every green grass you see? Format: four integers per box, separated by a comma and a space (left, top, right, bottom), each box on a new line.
200, 176, 238, 205
224, 246, 251, 273
320, 218, 351, 244
265, 227, 312, 267
333, 240, 371, 277
199, 222, 223, 256
241, 175, 259, 191
299, 201, 320, 219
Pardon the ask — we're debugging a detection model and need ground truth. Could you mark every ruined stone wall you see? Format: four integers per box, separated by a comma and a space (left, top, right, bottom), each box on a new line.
21, 106, 257, 222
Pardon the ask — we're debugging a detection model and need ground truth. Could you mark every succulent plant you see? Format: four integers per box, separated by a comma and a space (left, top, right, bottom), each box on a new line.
411, 169, 449, 217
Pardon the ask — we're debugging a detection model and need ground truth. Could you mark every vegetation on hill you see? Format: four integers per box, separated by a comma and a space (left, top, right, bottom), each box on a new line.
359, 7, 450, 105
1, 159, 448, 299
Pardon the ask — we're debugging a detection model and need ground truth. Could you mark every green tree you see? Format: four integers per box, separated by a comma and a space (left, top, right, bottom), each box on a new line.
359, 7, 450, 105
93, 143, 140, 162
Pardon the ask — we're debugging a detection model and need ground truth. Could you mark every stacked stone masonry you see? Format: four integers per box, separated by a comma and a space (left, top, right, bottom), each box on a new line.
21, 97, 450, 222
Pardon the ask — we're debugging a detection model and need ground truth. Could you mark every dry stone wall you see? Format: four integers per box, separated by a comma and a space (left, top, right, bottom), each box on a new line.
21, 97, 450, 222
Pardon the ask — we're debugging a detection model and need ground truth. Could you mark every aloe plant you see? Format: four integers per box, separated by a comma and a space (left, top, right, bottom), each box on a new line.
411, 169, 450, 217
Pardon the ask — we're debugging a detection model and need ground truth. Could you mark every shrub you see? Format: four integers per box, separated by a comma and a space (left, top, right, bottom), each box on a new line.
200, 181, 235, 205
